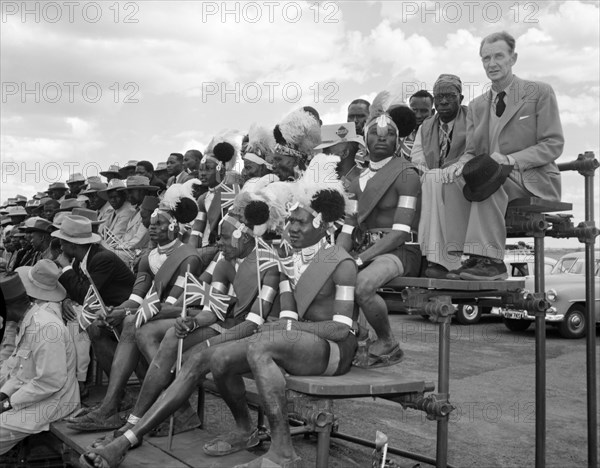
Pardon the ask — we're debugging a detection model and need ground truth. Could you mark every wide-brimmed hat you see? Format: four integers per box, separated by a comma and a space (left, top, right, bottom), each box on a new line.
58, 198, 83, 212
66, 173, 86, 185
22, 217, 53, 233
314, 122, 365, 150
33, 192, 48, 200
0, 273, 28, 303
462, 154, 513, 202
7, 206, 28, 218
51, 215, 102, 244
48, 182, 68, 191
154, 162, 168, 173
97, 178, 127, 200
118, 175, 159, 192
72, 207, 104, 225
16, 260, 67, 302
25, 199, 40, 211
122, 160, 138, 169
15, 195, 28, 205
81, 179, 108, 195
100, 164, 122, 178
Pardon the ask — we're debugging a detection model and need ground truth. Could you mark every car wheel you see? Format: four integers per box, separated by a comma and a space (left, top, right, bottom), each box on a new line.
455, 305, 486, 325
503, 318, 532, 332
558, 304, 586, 339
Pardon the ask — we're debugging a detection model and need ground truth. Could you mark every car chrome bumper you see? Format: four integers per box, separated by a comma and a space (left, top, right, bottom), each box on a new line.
499, 307, 564, 322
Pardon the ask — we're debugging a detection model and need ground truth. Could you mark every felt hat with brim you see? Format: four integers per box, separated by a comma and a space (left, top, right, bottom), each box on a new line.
52, 211, 69, 227
15, 195, 28, 203
314, 122, 365, 150
122, 160, 138, 169
8, 206, 28, 217
154, 162, 168, 172
7, 198, 17, 205
118, 175, 159, 192
0, 273, 28, 303
0, 216, 11, 226
72, 207, 104, 225
462, 154, 513, 202
59, 198, 83, 212
16, 260, 67, 302
100, 164, 122, 178
25, 199, 40, 210
51, 215, 102, 244
33, 192, 48, 200
97, 178, 127, 200
48, 182, 68, 191
66, 172, 86, 184
23, 217, 53, 233
81, 180, 107, 194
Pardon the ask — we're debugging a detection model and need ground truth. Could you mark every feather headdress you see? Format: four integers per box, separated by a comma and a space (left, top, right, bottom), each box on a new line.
244, 124, 275, 168
154, 178, 200, 226
364, 91, 416, 144
273, 109, 321, 165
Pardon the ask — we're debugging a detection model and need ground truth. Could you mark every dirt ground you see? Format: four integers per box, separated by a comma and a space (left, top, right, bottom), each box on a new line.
312, 313, 598, 468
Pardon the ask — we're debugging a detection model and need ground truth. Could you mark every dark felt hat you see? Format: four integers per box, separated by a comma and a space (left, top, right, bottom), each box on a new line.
462, 154, 513, 202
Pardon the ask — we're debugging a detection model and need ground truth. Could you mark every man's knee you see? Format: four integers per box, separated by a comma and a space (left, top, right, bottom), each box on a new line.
355, 272, 379, 302
210, 349, 239, 378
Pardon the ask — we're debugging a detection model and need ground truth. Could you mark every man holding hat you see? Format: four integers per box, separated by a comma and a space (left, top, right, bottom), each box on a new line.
315, 121, 365, 191
411, 74, 470, 277
423, 31, 563, 280
0, 262, 79, 454
337, 94, 420, 368
52, 215, 135, 380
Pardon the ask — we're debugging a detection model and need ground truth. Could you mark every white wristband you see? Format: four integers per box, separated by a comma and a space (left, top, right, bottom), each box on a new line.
246, 312, 265, 326
333, 314, 353, 327
279, 310, 298, 320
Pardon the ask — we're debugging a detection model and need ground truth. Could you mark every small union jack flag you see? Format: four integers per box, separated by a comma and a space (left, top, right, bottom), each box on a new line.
135, 287, 160, 328
185, 272, 210, 307
79, 286, 101, 330
203, 287, 232, 321
256, 238, 279, 273
220, 184, 240, 212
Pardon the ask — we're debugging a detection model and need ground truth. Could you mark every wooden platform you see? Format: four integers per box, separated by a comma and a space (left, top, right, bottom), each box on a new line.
384, 277, 525, 291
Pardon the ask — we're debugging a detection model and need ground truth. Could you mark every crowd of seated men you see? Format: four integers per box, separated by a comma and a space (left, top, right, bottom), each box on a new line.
0, 31, 563, 468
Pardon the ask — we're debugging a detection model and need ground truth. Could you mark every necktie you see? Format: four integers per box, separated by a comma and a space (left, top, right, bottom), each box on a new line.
439, 123, 449, 167
496, 91, 506, 117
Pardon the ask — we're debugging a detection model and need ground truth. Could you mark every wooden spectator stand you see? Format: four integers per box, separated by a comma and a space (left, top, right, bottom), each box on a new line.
40, 155, 596, 468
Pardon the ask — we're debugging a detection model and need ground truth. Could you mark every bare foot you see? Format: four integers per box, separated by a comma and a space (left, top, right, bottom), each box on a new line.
80, 437, 131, 468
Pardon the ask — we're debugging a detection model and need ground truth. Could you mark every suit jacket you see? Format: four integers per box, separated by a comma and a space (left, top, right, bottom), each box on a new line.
460, 75, 563, 201
59, 244, 135, 306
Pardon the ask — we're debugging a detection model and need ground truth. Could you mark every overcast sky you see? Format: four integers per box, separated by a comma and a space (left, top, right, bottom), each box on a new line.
1, 0, 598, 248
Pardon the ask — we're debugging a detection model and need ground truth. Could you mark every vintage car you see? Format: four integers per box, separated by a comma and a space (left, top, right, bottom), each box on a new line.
499, 250, 600, 338
455, 250, 556, 324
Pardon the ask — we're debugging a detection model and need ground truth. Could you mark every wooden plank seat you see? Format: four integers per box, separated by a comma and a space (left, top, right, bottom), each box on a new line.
507, 197, 572, 214
199, 367, 435, 468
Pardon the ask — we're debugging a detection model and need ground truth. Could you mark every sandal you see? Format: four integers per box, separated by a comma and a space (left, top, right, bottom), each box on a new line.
79, 445, 127, 468
203, 428, 261, 456
66, 411, 124, 432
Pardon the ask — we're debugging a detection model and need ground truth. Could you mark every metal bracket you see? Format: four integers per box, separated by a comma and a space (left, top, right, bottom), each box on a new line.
285, 390, 336, 433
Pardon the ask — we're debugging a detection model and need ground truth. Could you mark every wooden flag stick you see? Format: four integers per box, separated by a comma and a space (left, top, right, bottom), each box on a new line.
167, 264, 190, 451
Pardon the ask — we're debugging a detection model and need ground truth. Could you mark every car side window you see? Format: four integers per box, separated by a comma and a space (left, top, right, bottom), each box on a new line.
554, 258, 576, 274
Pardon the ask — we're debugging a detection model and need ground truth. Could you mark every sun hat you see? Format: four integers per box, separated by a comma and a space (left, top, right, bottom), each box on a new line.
16, 259, 67, 302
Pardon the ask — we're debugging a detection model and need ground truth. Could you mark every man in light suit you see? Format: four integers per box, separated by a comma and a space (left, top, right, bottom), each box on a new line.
424, 31, 563, 280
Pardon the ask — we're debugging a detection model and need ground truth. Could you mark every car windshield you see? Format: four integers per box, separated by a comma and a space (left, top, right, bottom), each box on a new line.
552, 256, 600, 276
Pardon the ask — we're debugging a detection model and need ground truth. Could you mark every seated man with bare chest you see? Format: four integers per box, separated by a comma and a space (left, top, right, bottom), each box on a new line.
337, 94, 421, 368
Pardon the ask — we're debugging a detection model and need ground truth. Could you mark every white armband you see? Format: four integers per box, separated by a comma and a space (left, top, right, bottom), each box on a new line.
212, 282, 227, 293
333, 314, 353, 327
279, 310, 299, 320
129, 294, 143, 305
397, 196, 417, 210
260, 285, 276, 303
205, 260, 216, 275
62, 265, 73, 273
174, 276, 185, 288
165, 296, 177, 305
335, 285, 355, 301
392, 223, 411, 233
341, 224, 355, 235
246, 312, 265, 326
346, 200, 358, 213
195, 212, 207, 221
191, 230, 203, 237
279, 280, 291, 294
